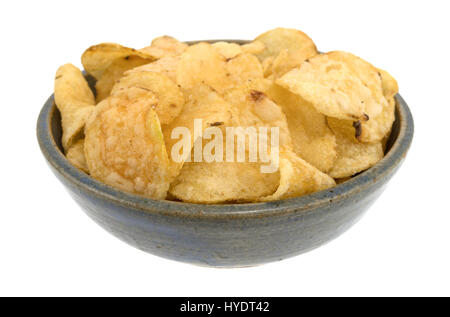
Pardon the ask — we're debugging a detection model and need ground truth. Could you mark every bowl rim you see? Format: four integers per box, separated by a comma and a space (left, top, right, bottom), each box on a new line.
37, 41, 414, 219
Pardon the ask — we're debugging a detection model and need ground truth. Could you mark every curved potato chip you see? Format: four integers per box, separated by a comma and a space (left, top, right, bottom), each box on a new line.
254, 27, 317, 62
81, 43, 156, 79
54, 63, 96, 151
169, 159, 279, 203
111, 71, 184, 124
140, 36, 188, 59
359, 96, 395, 143
169, 79, 295, 203
265, 83, 337, 172
262, 56, 275, 77
328, 130, 384, 178
224, 83, 291, 147
212, 41, 243, 60
241, 41, 265, 55
176, 42, 230, 92
267, 48, 315, 79
378, 68, 398, 99
327, 96, 396, 144
259, 149, 335, 201
84, 89, 170, 199
326, 66, 398, 143
125, 55, 180, 83
277, 51, 388, 122
226, 53, 264, 87
95, 55, 153, 102
162, 84, 233, 179
169, 82, 286, 203
66, 139, 88, 173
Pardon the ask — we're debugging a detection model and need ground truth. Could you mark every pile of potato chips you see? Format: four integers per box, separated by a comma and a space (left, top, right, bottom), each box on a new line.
54, 28, 398, 203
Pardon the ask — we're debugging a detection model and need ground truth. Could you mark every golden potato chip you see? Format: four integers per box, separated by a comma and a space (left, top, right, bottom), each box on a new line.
212, 41, 243, 60
264, 83, 337, 173
241, 41, 265, 55
378, 68, 398, 99
266, 48, 314, 79
110, 71, 184, 124
55, 64, 95, 105
225, 53, 264, 87
124, 55, 180, 83
95, 55, 153, 102
162, 84, 233, 179
277, 51, 388, 122
54, 63, 96, 151
140, 36, 188, 59
66, 139, 88, 173
169, 159, 279, 204
224, 83, 291, 147
325, 66, 398, 144
176, 42, 229, 92
330, 97, 396, 144
177, 43, 264, 93
254, 27, 317, 63
359, 96, 396, 143
169, 81, 295, 203
328, 130, 384, 178
327, 117, 358, 142
81, 43, 156, 79
259, 149, 335, 201
261, 56, 275, 77
84, 89, 170, 199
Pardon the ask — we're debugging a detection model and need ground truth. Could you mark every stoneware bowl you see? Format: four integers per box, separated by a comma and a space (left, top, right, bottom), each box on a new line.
37, 40, 414, 267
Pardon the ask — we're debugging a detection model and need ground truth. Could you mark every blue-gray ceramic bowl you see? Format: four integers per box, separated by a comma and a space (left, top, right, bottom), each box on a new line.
37, 41, 414, 267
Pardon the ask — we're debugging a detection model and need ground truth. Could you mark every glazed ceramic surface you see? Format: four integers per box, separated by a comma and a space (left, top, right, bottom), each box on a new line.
36, 41, 414, 267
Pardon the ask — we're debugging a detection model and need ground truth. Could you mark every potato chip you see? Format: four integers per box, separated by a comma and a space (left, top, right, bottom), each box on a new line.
328, 130, 384, 178
277, 51, 388, 122
169, 159, 279, 203
326, 67, 398, 144
259, 149, 335, 201
124, 55, 180, 83
140, 35, 188, 59
54, 63, 96, 151
328, 96, 396, 144
65, 139, 88, 173
84, 89, 170, 199
168, 82, 290, 203
327, 117, 357, 142
81, 43, 156, 80
378, 68, 398, 99
266, 48, 314, 79
241, 41, 265, 55
262, 56, 275, 77
225, 53, 264, 87
110, 71, 184, 124
95, 55, 153, 102
264, 83, 337, 173
254, 27, 317, 63
212, 41, 243, 60
224, 82, 291, 147
162, 84, 233, 179
176, 42, 230, 92
177, 43, 264, 93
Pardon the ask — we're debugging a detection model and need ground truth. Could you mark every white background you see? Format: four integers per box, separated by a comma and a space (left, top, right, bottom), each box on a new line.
1, 0, 449, 297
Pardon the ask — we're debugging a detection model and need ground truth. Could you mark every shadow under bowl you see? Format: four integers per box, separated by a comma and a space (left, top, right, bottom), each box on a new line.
36, 41, 414, 267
